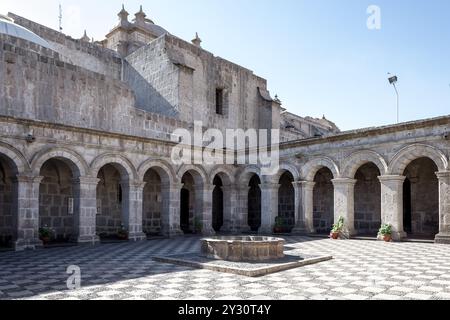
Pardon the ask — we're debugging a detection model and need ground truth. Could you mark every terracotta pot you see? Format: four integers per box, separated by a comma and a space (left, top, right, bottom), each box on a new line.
383, 235, 392, 242
273, 227, 283, 234
117, 234, 128, 241
40, 237, 50, 245
330, 232, 340, 240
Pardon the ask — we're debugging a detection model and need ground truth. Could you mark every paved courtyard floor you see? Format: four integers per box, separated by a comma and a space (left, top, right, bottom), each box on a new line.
1, 236, 450, 300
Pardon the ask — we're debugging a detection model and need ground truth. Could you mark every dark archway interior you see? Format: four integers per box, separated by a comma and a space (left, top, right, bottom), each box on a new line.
278, 171, 295, 232
39, 159, 74, 243
212, 175, 224, 233
143, 169, 162, 236
180, 172, 195, 234
248, 174, 261, 232
354, 162, 381, 236
403, 157, 439, 239
0, 156, 16, 247
313, 167, 334, 234
96, 164, 124, 239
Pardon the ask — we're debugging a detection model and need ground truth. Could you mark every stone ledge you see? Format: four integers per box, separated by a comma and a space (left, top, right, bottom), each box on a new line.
153, 250, 333, 277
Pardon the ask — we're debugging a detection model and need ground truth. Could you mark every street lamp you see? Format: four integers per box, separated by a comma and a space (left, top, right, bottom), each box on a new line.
388, 73, 399, 123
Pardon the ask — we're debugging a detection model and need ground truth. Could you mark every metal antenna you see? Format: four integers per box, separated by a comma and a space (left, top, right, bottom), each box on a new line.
59, 3, 63, 32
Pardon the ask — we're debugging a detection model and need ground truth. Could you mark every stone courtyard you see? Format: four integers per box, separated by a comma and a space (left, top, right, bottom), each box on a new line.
1, 236, 450, 300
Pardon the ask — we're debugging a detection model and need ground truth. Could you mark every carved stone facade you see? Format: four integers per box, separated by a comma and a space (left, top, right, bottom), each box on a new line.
0, 9, 449, 251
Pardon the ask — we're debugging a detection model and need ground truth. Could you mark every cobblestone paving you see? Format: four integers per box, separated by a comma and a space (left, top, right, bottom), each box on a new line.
1, 236, 450, 300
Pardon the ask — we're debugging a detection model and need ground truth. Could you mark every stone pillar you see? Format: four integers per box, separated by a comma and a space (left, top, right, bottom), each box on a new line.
72, 177, 100, 245
199, 184, 215, 236
161, 183, 183, 237
222, 185, 238, 233
236, 186, 251, 233
14, 175, 43, 251
292, 181, 316, 234
121, 180, 147, 241
378, 175, 407, 241
260, 182, 280, 234
435, 171, 450, 244
332, 178, 357, 237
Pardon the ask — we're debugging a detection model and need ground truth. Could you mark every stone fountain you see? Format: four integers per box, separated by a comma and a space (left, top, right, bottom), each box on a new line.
200, 236, 285, 262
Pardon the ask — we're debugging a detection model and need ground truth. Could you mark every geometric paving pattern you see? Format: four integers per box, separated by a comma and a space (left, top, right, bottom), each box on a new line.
1, 236, 450, 300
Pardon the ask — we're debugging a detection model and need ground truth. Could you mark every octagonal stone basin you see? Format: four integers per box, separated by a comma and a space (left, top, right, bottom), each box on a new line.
200, 236, 285, 262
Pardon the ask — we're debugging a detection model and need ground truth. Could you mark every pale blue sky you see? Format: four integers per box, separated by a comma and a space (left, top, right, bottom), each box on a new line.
1, 0, 449, 130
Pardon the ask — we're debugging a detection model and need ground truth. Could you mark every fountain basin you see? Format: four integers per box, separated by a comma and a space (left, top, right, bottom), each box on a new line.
200, 236, 285, 262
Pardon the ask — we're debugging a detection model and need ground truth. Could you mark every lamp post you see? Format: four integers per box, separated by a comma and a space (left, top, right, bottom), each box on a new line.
388, 74, 399, 123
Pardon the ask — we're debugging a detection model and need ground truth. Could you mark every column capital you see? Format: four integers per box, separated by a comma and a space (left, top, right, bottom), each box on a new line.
332, 178, 357, 186
73, 176, 100, 185
292, 181, 316, 189
436, 171, 450, 179
120, 180, 146, 189
162, 182, 184, 191
378, 175, 406, 183
259, 183, 281, 191
14, 175, 44, 184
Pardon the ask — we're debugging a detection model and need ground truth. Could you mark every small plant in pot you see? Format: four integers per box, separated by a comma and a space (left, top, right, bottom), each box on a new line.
117, 225, 128, 241
39, 226, 53, 245
330, 216, 344, 240
378, 224, 393, 242
273, 217, 284, 234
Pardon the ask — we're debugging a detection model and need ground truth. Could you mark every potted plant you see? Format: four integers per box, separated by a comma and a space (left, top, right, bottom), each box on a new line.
194, 217, 203, 234
39, 226, 53, 245
273, 217, 284, 234
117, 225, 128, 240
378, 224, 393, 242
330, 216, 344, 240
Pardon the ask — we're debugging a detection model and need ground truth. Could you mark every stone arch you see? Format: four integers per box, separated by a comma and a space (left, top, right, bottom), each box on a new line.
236, 165, 261, 185
342, 150, 388, 178
0, 142, 29, 174
177, 165, 208, 186
138, 159, 177, 185
272, 162, 301, 183
301, 157, 339, 181
90, 153, 137, 180
389, 144, 448, 175
208, 165, 235, 185
31, 147, 88, 177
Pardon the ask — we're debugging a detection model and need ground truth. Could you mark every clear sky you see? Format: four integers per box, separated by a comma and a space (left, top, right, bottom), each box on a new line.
1, 0, 449, 131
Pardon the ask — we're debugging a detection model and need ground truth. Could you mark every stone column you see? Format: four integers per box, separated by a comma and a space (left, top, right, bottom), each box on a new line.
260, 182, 280, 234
161, 183, 183, 237
222, 185, 238, 233
14, 175, 43, 251
378, 175, 407, 241
236, 186, 251, 233
72, 177, 100, 245
292, 181, 316, 234
199, 184, 215, 236
435, 171, 450, 244
121, 180, 147, 241
332, 178, 357, 237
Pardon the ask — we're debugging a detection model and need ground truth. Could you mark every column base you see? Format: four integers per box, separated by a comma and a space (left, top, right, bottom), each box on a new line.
162, 228, 184, 238
14, 238, 43, 251
259, 227, 274, 235
291, 223, 315, 235
435, 233, 450, 244
201, 228, 216, 237
392, 231, 407, 241
74, 235, 100, 246
128, 232, 147, 242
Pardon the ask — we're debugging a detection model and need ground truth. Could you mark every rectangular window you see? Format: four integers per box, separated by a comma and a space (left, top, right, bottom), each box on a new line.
215, 88, 224, 115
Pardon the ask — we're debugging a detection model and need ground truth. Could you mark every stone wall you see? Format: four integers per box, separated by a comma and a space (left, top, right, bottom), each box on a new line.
0, 160, 14, 245
354, 163, 381, 235
143, 169, 162, 235
9, 13, 122, 80
96, 165, 123, 237
39, 160, 74, 240
404, 158, 439, 236
313, 168, 334, 233
278, 173, 295, 229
